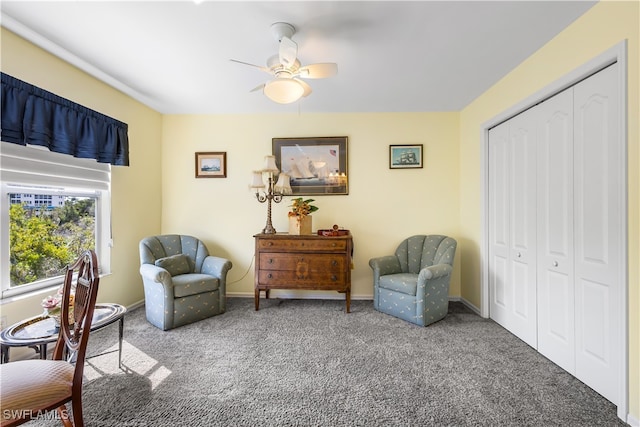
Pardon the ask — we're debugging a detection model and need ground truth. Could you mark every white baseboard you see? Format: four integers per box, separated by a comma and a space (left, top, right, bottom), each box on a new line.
459, 297, 482, 316
627, 413, 639, 427
126, 299, 145, 311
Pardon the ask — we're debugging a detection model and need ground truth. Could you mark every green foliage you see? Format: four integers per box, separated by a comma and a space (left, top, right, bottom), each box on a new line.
288, 198, 319, 218
55, 197, 95, 224
9, 198, 96, 287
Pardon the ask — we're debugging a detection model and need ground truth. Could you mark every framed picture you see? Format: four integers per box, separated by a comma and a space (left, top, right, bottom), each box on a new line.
195, 152, 227, 178
389, 144, 423, 169
272, 136, 348, 195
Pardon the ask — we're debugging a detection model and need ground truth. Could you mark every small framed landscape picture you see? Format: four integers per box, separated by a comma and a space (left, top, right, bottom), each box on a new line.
389, 144, 423, 169
195, 152, 227, 178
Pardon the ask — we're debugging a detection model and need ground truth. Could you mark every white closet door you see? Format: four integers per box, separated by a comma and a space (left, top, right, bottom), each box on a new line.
489, 109, 537, 348
488, 122, 511, 328
573, 63, 620, 403
507, 109, 538, 347
536, 88, 575, 372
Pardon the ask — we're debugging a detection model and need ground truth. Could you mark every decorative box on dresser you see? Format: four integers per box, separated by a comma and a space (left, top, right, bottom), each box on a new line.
253, 232, 354, 312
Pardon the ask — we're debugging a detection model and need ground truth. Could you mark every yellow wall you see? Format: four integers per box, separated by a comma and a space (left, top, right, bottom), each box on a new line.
0, 28, 163, 327
1, 0, 638, 419
161, 113, 461, 298
458, 0, 639, 418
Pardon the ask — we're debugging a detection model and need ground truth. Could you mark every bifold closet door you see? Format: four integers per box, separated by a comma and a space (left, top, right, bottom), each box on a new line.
488, 108, 537, 348
573, 63, 620, 404
536, 88, 575, 373
489, 62, 621, 407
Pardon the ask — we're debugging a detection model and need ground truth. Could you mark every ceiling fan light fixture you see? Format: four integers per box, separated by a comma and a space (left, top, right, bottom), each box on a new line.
264, 78, 304, 104
231, 21, 337, 105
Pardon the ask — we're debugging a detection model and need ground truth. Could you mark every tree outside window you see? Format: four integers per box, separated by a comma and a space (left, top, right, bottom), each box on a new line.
8, 195, 96, 287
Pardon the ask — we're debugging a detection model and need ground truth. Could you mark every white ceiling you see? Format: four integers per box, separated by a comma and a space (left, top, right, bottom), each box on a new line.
1, 1, 597, 114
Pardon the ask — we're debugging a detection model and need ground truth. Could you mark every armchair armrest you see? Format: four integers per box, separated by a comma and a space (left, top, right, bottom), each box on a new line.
201, 255, 233, 279
418, 264, 453, 282
369, 255, 402, 277
139, 263, 173, 291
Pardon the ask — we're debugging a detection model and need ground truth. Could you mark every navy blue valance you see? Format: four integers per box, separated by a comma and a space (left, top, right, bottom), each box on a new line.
1, 73, 129, 166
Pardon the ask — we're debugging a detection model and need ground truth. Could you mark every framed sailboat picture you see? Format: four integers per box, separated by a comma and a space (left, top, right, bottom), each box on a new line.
389, 144, 423, 169
195, 152, 227, 178
272, 137, 348, 195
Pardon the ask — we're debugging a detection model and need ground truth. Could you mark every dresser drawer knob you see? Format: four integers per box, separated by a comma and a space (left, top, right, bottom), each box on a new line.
268, 259, 274, 264
331, 260, 337, 266
267, 273, 273, 279
267, 242, 273, 246
331, 275, 337, 281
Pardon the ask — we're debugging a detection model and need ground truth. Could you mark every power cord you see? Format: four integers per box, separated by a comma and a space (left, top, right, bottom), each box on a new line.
227, 254, 255, 286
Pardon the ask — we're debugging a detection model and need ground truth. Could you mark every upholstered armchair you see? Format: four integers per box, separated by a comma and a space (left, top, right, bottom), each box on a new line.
369, 235, 457, 326
139, 235, 232, 330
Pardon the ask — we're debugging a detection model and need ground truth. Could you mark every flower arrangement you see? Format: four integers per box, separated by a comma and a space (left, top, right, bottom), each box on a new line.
41, 286, 75, 327
288, 198, 319, 222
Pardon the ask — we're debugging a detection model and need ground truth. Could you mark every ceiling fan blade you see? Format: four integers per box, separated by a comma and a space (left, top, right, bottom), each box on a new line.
250, 83, 265, 93
279, 36, 298, 68
230, 59, 271, 74
298, 63, 338, 79
294, 78, 312, 97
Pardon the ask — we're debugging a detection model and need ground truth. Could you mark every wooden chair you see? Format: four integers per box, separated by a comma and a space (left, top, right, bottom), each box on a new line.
0, 250, 100, 427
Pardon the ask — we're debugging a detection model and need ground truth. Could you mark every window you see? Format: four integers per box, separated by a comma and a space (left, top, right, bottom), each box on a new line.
1, 142, 111, 299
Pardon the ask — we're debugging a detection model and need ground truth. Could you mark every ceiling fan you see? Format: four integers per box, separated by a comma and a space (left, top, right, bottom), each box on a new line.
230, 22, 338, 104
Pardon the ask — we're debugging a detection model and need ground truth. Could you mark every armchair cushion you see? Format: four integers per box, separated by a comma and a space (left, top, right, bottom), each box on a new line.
155, 253, 191, 276
172, 274, 219, 298
378, 273, 418, 296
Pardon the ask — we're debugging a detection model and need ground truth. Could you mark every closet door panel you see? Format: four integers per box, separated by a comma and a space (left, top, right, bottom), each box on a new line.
488, 123, 511, 327
573, 63, 620, 403
507, 110, 537, 347
536, 88, 575, 373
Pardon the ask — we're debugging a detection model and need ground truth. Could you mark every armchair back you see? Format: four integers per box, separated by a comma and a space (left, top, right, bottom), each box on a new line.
139, 234, 210, 274
394, 235, 457, 273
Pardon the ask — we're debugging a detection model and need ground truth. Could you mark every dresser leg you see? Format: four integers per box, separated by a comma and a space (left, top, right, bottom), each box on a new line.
254, 289, 260, 311
346, 289, 351, 313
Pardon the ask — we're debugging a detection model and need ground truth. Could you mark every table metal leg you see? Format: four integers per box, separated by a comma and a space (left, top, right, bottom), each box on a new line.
1, 345, 8, 363
38, 344, 47, 359
118, 315, 124, 368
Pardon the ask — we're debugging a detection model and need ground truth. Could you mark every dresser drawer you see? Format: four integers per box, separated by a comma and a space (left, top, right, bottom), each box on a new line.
258, 270, 346, 289
257, 238, 347, 252
259, 253, 345, 272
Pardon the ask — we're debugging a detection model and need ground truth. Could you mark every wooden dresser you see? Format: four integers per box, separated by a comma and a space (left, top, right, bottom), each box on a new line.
254, 232, 353, 312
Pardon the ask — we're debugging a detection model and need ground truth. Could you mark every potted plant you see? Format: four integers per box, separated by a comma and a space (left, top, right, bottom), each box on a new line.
288, 198, 318, 235
41, 286, 75, 328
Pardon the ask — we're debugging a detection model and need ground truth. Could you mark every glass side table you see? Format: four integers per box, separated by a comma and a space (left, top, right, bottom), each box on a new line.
0, 303, 126, 368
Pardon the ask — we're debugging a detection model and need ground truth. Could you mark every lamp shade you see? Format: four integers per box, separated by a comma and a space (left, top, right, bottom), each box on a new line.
263, 78, 304, 104
250, 171, 265, 189
274, 173, 292, 195
263, 155, 279, 173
